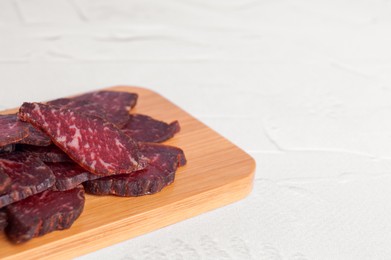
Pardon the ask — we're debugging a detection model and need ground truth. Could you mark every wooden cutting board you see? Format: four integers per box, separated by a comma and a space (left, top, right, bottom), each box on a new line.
0, 86, 255, 259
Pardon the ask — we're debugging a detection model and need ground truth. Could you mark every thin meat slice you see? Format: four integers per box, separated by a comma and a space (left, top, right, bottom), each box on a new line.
48, 90, 138, 127
73, 91, 138, 127
73, 90, 138, 108
0, 210, 6, 231
49, 99, 108, 123
46, 98, 71, 107
0, 153, 55, 208
46, 162, 99, 191
0, 114, 50, 148
121, 114, 180, 143
0, 114, 29, 147
17, 144, 72, 163
18, 102, 146, 175
5, 186, 85, 243
19, 125, 51, 146
84, 143, 186, 196
0, 168, 11, 195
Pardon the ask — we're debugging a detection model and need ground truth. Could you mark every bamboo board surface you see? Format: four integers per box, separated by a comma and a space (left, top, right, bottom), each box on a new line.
0, 86, 255, 259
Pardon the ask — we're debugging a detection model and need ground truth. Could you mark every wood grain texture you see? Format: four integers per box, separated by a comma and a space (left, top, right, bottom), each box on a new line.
0, 86, 255, 260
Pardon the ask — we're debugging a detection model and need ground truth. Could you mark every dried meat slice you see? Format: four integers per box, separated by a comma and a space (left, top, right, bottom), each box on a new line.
73, 91, 138, 127
19, 125, 51, 146
17, 144, 72, 163
121, 114, 180, 143
0, 210, 6, 231
5, 186, 85, 243
48, 90, 138, 127
0, 114, 50, 148
0, 168, 11, 195
46, 98, 71, 107
0, 114, 29, 147
0, 153, 55, 208
73, 90, 138, 108
18, 102, 146, 175
84, 143, 186, 196
48, 99, 108, 123
138, 142, 186, 167
45, 162, 99, 191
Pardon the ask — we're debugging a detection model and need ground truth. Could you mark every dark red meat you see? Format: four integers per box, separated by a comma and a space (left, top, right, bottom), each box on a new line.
17, 144, 72, 163
18, 102, 146, 176
5, 186, 85, 243
73, 91, 138, 127
49, 99, 107, 122
46, 98, 71, 107
46, 162, 99, 191
0, 114, 29, 147
48, 90, 138, 127
0, 168, 11, 195
0, 114, 50, 148
0, 153, 55, 208
19, 125, 51, 146
121, 114, 180, 143
84, 143, 186, 196
0, 210, 6, 231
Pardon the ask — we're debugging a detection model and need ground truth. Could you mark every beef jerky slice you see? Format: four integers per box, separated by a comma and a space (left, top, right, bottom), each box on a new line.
48, 99, 107, 123
84, 143, 186, 196
46, 162, 99, 191
0, 114, 50, 147
19, 102, 146, 175
0, 114, 29, 147
17, 144, 71, 163
73, 90, 138, 127
19, 125, 51, 146
46, 97, 71, 107
48, 90, 138, 127
0, 168, 11, 195
5, 186, 85, 243
121, 114, 180, 143
0, 153, 55, 208
0, 144, 15, 154
0, 210, 7, 231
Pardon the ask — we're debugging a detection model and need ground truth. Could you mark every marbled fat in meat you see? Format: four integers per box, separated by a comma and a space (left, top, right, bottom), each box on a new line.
18, 102, 146, 175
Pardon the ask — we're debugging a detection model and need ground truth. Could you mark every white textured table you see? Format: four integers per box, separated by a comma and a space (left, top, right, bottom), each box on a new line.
1, 1, 391, 259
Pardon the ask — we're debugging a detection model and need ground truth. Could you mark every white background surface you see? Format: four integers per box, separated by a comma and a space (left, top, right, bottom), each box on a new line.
1, 0, 391, 259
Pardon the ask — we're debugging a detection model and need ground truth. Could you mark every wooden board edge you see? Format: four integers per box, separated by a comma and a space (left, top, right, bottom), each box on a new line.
0, 86, 257, 259
75, 167, 255, 259
5, 157, 255, 260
